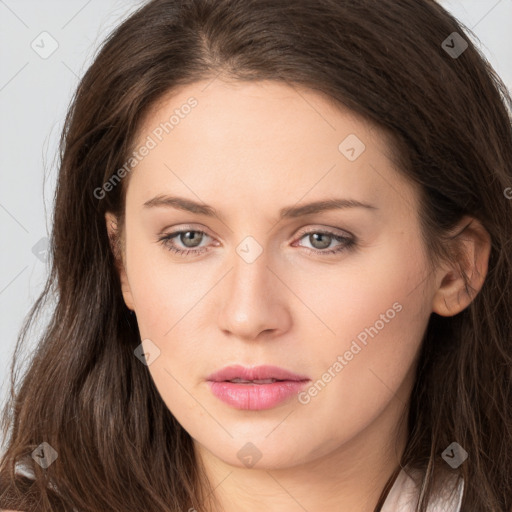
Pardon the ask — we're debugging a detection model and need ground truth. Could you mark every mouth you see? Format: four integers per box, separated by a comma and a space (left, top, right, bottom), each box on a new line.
206, 364, 309, 383
225, 378, 286, 384
206, 365, 310, 410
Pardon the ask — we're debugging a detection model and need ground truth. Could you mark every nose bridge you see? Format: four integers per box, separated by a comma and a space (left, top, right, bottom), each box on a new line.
217, 239, 289, 339
232, 244, 269, 301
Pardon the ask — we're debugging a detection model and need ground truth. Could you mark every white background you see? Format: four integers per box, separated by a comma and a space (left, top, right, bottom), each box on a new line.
1, 0, 511, 419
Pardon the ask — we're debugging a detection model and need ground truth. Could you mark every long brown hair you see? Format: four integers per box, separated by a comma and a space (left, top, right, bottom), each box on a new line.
1, 0, 511, 510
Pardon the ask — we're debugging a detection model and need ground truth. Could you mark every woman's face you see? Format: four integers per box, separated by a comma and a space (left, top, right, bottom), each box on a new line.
110, 79, 441, 470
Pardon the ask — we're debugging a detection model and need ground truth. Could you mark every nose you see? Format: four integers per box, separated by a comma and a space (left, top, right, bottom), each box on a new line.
216, 247, 292, 341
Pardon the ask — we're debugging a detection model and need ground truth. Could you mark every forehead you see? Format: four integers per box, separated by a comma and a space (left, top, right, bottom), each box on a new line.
126, 79, 417, 216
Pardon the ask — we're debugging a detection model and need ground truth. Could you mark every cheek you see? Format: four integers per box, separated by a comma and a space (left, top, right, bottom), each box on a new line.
304, 304, 423, 448
126, 249, 208, 418
124, 232, 207, 338
296, 229, 430, 348
295, 238, 431, 433
124, 238, 218, 412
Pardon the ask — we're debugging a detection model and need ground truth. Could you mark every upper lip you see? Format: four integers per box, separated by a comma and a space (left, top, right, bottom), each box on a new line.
206, 365, 310, 382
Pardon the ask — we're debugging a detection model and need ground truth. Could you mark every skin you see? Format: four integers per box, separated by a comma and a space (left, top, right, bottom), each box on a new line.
106, 79, 490, 512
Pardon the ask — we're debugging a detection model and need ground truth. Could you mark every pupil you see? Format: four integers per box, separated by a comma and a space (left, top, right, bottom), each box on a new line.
311, 233, 331, 249
181, 231, 202, 248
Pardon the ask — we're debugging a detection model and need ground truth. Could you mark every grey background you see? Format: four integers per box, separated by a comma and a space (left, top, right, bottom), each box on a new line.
1, 0, 511, 433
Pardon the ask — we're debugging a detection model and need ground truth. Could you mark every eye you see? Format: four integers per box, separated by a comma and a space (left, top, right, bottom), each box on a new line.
157, 227, 356, 257
158, 229, 213, 257
293, 229, 356, 255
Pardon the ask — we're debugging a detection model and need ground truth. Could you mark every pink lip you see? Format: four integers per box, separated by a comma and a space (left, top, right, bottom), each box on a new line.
206, 365, 310, 410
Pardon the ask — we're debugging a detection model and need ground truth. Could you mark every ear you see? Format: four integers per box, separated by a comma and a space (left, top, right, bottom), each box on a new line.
432, 216, 491, 317
105, 212, 135, 311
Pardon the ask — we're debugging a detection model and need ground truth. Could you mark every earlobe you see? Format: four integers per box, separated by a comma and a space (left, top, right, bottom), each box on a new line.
105, 212, 136, 311
431, 217, 491, 317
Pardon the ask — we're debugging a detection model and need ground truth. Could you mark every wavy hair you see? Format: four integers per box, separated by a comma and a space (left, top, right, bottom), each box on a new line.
1, 0, 511, 510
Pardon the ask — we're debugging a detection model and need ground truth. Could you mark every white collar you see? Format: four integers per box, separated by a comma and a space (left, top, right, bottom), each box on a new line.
381, 467, 464, 512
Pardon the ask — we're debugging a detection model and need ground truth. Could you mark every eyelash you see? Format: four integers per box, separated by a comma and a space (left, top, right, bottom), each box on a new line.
157, 228, 356, 257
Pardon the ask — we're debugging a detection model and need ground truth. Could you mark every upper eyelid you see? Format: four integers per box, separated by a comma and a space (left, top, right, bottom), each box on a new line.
163, 224, 352, 239
163, 226, 353, 248
295, 225, 353, 238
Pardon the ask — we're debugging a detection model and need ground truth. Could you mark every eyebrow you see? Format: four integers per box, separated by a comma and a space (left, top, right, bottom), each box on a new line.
142, 195, 378, 219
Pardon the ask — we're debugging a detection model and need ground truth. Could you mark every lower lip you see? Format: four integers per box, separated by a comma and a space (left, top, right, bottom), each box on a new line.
207, 380, 310, 410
